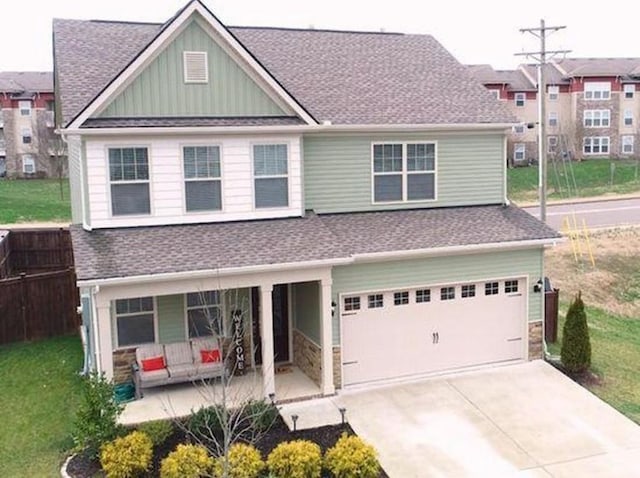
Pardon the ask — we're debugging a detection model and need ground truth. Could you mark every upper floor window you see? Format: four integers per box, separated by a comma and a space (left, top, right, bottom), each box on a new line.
514, 93, 526, 107
548, 111, 558, 127
624, 84, 635, 99
583, 136, 609, 155
183, 51, 208, 83
514, 143, 525, 161
548, 85, 559, 100
622, 135, 634, 154
584, 109, 610, 128
183, 146, 222, 212
624, 110, 633, 127
21, 128, 32, 144
372, 143, 436, 203
108, 147, 150, 216
548, 136, 558, 154
253, 144, 289, 208
186, 291, 222, 337
115, 297, 155, 347
584, 82, 610, 100
22, 155, 35, 174
19, 100, 31, 116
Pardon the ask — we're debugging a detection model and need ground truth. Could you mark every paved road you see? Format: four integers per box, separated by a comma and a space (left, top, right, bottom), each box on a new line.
523, 197, 640, 231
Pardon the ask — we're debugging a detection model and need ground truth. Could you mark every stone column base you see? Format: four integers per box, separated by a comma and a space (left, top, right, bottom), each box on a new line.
528, 321, 543, 360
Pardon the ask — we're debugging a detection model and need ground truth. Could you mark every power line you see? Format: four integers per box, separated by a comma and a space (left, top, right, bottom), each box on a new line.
515, 19, 571, 223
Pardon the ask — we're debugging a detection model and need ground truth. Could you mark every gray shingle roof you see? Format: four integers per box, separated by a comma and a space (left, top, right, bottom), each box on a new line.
52, 16, 515, 127
467, 65, 537, 91
554, 58, 640, 78
81, 116, 304, 128
0, 71, 53, 94
71, 206, 560, 281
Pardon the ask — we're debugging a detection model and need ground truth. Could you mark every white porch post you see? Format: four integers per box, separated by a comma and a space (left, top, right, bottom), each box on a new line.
259, 283, 276, 398
95, 296, 114, 380
320, 278, 335, 395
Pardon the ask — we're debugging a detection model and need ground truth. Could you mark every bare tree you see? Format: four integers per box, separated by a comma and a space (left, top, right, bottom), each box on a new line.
36, 111, 67, 199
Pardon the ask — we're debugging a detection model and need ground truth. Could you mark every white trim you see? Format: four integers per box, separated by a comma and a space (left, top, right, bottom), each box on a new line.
583, 109, 610, 128
584, 81, 611, 100
623, 109, 633, 127
623, 84, 635, 99
286, 283, 293, 364
184, 289, 225, 338
183, 50, 209, 84
105, 144, 153, 218
61, 122, 517, 137
514, 143, 526, 161
67, 1, 316, 128
514, 92, 526, 107
180, 143, 224, 214
621, 135, 634, 154
112, 296, 158, 350
251, 142, 291, 210
582, 136, 610, 155
547, 85, 559, 100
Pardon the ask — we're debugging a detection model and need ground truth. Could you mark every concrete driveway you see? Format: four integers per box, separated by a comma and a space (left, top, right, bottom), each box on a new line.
284, 361, 640, 477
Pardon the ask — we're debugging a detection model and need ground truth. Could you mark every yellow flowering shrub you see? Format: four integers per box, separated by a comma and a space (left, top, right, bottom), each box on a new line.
266, 440, 322, 478
160, 444, 214, 478
325, 433, 380, 478
99, 431, 152, 478
214, 443, 265, 478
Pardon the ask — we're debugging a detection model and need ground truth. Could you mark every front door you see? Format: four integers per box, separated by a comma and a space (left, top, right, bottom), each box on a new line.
252, 285, 290, 366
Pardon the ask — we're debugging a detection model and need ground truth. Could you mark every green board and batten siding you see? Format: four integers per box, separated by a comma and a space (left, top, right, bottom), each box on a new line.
303, 133, 504, 213
157, 295, 186, 343
98, 20, 287, 118
291, 282, 321, 344
67, 137, 82, 224
331, 248, 544, 345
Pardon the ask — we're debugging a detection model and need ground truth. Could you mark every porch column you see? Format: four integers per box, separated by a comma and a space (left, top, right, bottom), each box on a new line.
319, 278, 335, 395
95, 296, 114, 380
259, 283, 276, 398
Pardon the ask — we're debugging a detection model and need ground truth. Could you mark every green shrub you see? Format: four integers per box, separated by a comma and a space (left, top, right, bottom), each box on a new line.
160, 444, 214, 478
138, 419, 174, 446
73, 371, 124, 457
242, 399, 278, 433
214, 443, 265, 478
187, 405, 225, 441
267, 440, 322, 478
561, 292, 592, 373
100, 431, 153, 478
325, 433, 380, 478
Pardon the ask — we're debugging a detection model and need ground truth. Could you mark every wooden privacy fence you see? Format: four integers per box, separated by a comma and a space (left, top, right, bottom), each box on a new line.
8, 228, 74, 273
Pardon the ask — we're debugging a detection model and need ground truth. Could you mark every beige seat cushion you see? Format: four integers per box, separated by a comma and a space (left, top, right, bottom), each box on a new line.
139, 368, 169, 384
191, 337, 220, 364
136, 343, 165, 366
168, 363, 196, 380
196, 362, 224, 378
165, 342, 193, 367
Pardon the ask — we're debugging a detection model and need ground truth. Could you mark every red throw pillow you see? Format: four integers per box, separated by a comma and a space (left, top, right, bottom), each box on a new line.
141, 356, 165, 372
201, 349, 221, 363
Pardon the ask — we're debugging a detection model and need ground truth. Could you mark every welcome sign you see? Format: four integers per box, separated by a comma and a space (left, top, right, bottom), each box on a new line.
232, 309, 245, 375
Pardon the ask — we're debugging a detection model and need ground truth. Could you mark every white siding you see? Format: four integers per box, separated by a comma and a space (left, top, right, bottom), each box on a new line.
84, 134, 303, 229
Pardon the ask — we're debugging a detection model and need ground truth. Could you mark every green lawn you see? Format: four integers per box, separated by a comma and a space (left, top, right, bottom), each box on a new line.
548, 305, 640, 424
0, 179, 71, 224
508, 158, 640, 203
0, 335, 83, 477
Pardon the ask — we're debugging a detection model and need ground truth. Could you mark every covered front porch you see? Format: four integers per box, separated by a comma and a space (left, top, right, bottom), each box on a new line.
81, 265, 338, 412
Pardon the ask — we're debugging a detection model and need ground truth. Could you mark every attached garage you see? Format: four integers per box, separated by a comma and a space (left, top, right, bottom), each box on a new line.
340, 277, 527, 386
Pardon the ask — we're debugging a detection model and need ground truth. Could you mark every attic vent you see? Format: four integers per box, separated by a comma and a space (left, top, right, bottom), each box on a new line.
183, 51, 208, 83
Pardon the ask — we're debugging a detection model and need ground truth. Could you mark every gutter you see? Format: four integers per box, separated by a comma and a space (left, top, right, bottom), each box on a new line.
58, 122, 517, 137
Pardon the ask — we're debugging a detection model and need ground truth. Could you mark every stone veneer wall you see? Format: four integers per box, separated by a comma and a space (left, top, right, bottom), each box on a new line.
332, 346, 342, 389
113, 348, 136, 384
292, 329, 321, 387
528, 321, 543, 360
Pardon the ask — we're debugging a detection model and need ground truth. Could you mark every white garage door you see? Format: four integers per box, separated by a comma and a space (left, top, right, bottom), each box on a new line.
341, 278, 527, 386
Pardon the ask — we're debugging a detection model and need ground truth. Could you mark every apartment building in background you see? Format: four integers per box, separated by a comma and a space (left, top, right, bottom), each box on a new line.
468, 59, 640, 165
0, 71, 61, 178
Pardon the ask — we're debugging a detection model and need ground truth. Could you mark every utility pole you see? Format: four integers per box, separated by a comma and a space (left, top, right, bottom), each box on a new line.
516, 20, 570, 223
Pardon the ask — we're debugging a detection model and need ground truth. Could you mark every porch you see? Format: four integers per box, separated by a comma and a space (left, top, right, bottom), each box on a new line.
120, 366, 321, 425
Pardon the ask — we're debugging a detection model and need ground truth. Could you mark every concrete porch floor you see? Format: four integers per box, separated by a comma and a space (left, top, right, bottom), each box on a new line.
120, 365, 321, 425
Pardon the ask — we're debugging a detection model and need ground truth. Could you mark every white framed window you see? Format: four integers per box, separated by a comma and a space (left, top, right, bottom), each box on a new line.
186, 291, 222, 337
584, 82, 610, 100
548, 85, 559, 100
183, 51, 208, 83
624, 110, 633, 127
548, 112, 558, 127
514, 92, 526, 107
513, 124, 525, 134
622, 135, 634, 154
583, 109, 610, 128
108, 147, 151, 216
393, 291, 409, 306
489, 89, 500, 99
505, 280, 519, 294
461, 284, 476, 298
514, 143, 526, 161
115, 297, 155, 347
583, 137, 609, 155
624, 84, 635, 99
415, 289, 431, 303
372, 143, 436, 203
368, 294, 384, 309
183, 146, 221, 212
485, 282, 499, 296
440, 287, 455, 301
21, 128, 32, 144
19, 100, 31, 116
548, 136, 558, 154
343, 296, 361, 312
253, 144, 288, 208
22, 155, 35, 174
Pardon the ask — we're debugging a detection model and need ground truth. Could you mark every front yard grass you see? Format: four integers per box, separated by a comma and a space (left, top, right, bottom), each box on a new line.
0, 179, 71, 224
508, 158, 640, 203
545, 228, 640, 424
0, 335, 83, 477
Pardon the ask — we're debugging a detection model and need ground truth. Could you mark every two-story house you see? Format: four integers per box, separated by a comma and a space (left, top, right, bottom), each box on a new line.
0, 71, 58, 178
54, 0, 559, 400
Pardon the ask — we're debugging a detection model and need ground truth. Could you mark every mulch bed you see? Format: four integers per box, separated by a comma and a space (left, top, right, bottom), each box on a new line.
66, 415, 389, 477
547, 357, 603, 387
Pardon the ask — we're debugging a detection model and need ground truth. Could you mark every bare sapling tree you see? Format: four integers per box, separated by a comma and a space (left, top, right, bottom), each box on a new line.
36, 112, 67, 199
167, 287, 278, 477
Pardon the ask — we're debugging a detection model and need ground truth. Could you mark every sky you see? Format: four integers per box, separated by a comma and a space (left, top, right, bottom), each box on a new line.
1, 0, 639, 72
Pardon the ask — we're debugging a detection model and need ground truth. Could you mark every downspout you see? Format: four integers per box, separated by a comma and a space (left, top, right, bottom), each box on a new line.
503, 132, 510, 206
